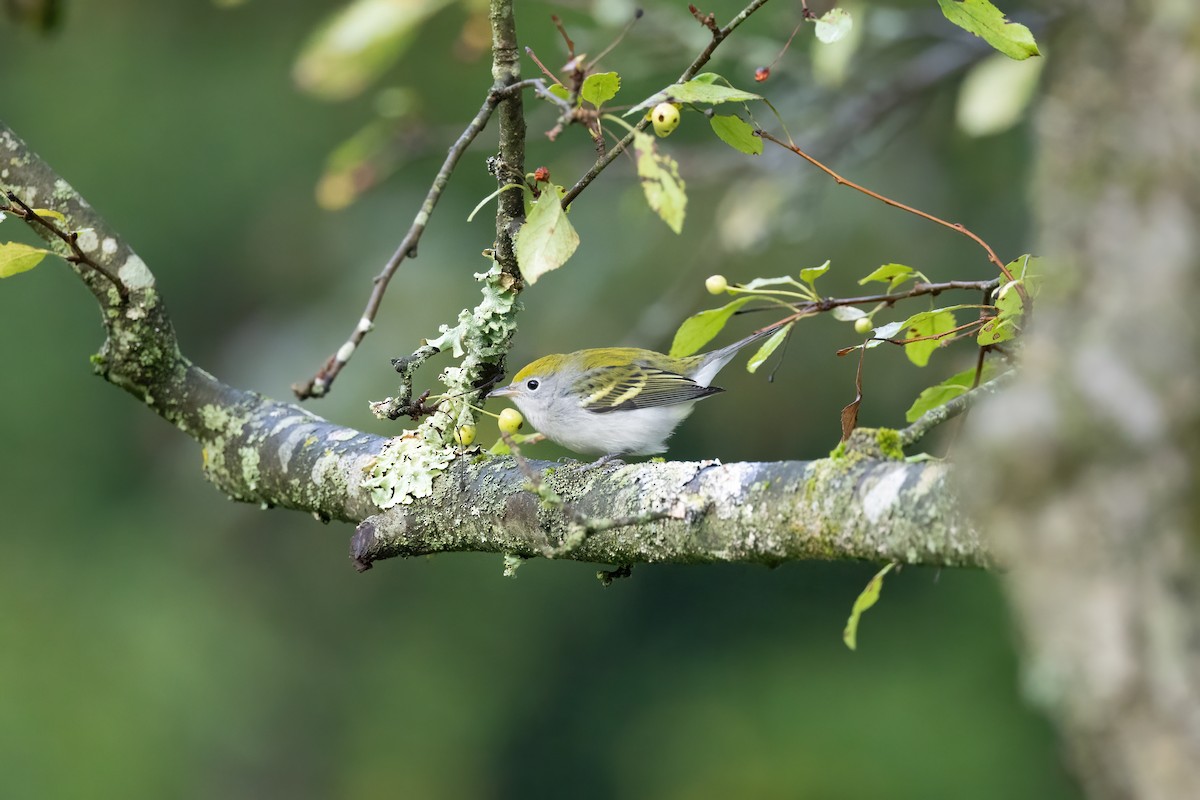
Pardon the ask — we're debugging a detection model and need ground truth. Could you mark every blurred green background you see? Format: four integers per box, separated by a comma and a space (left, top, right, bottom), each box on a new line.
0, 1, 1077, 797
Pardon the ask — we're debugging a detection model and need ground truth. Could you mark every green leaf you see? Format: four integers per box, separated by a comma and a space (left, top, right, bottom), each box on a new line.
515, 185, 579, 285
994, 279, 1024, 318
670, 297, 752, 358
742, 275, 799, 291
813, 8, 853, 44
906, 367, 974, 422
293, 0, 453, 101
858, 262, 915, 292
903, 310, 957, 367
1011, 253, 1043, 289
870, 320, 905, 341
0, 242, 51, 278
668, 79, 761, 105
632, 131, 687, 234
831, 306, 867, 322
937, 0, 1040, 61
547, 83, 570, 101
628, 74, 762, 115
844, 562, 896, 651
708, 114, 762, 155
746, 323, 791, 373
581, 71, 620, 108
799, 260, 831, 288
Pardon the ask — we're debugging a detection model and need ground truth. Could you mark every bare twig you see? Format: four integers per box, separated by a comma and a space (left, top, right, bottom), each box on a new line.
293, 87, 507, 400
3, 190, 129, 302
756, 130, 1018, 286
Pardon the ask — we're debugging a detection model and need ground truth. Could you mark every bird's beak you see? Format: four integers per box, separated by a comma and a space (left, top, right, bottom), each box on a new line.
487, 384, 517, 399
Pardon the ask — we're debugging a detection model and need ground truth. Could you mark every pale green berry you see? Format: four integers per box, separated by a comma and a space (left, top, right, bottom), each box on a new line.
854, 317, 873, 334
453, 424, 476, 446
705, 274, 728, 295
498, 408, 524, 434
651, 102, 681, 137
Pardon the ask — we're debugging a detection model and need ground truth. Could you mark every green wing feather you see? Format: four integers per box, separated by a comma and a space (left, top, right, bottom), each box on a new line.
576, 364, 722, 413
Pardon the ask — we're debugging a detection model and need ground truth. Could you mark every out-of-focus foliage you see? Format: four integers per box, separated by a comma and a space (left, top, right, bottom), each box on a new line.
0, 1, 1076, 797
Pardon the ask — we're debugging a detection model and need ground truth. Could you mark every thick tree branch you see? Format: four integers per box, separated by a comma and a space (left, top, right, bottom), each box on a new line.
351, 451, 990, 572
0, 107, 985, 575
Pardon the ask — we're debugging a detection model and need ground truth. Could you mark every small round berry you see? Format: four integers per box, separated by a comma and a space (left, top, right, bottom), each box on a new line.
453, 424, 477, 446
651, 102, 681, 137
854, 317, 873, 335
498, 408, 525, 434
705, 274, 729, 295
533, 166, 551, 183
754, 66, 770, 83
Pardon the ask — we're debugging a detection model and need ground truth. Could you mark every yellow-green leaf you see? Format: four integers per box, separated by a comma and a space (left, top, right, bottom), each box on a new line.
293, 0, 453, 101
746, 324, 791, 374
670, 297, 751, 358
937, 0, 1040, 61
956, 52, 1043, 137
858, 262, 914, 292
0, 242, 51, 278
799, 260, 831, 288
581, 71, 620, 108
709, 114, 762, 155
632, 131, 687, 234
29, 208, 66, 222
515, 186, 579, 285
844, 562, 895, 650
977, 316, 1017, 345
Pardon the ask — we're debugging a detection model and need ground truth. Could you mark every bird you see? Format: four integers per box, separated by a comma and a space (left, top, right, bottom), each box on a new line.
487, 326, 777, 456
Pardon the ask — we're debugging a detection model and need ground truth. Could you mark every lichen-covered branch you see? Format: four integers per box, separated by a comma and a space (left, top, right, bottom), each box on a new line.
351, 449, 989, 572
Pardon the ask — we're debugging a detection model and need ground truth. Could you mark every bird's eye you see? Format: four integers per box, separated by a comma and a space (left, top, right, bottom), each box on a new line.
526, 379, 540, 391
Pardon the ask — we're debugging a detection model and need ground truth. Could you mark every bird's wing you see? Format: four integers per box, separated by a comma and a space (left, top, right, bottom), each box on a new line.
577, 365, 723, 413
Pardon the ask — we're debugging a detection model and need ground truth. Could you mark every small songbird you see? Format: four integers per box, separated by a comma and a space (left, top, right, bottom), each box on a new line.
487, 327, 776, 456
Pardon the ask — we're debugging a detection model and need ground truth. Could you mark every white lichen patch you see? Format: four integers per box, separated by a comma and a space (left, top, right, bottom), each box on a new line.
118, 254, 154, 290
101, 237, 118, 256
695, 461, 757, 516
76, 228, 100, 253
861, 465, 909, 524
362, 432, 455, 509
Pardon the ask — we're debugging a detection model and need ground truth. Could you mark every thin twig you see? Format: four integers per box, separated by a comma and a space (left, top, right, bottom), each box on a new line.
898, 372, 1016, 448
293, 87, 506, 400
3, 190, 129, 303
811, 279, 998, 314
756, 130, 1017, 286
560, 0, 774, 207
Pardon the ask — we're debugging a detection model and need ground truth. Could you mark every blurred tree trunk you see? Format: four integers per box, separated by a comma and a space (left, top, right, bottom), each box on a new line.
965, 2, 1200, 797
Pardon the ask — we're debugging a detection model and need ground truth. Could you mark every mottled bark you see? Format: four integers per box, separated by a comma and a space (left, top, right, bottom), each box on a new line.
964, 3, 1200, 797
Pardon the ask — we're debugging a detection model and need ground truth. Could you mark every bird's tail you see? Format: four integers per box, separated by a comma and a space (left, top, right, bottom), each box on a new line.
692, 324, 785, 386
